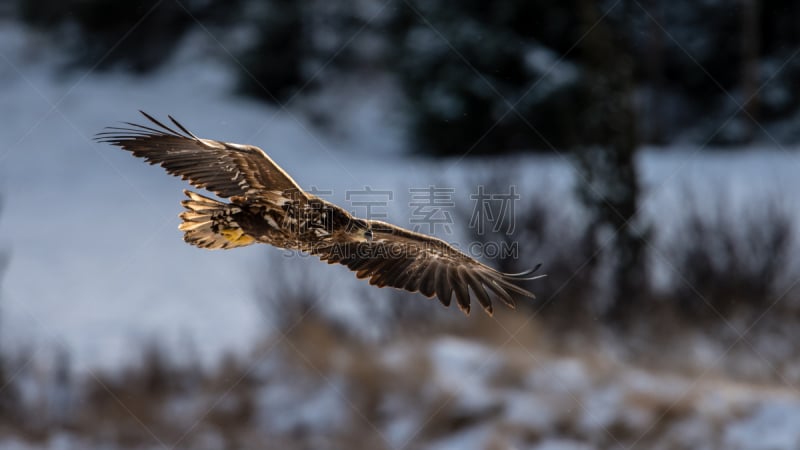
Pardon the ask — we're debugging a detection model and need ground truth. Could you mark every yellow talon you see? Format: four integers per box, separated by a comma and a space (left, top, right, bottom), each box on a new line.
220, 228, 255, 245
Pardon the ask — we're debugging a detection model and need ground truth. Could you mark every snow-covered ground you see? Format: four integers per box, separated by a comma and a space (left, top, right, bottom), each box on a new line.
2, 321, 800, 450
3, 19, 800, 449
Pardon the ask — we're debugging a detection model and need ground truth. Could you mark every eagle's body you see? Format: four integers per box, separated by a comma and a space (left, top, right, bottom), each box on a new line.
97, 112, 542, 316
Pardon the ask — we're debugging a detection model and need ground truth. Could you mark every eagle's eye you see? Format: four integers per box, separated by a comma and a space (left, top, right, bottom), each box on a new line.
364, 229, 374, 241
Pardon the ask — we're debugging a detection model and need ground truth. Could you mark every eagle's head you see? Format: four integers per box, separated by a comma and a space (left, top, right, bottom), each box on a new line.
346, 217, 373, 242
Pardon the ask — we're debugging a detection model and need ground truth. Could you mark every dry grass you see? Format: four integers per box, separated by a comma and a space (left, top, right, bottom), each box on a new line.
657, 192, 794, 322
0, 305, 799, 449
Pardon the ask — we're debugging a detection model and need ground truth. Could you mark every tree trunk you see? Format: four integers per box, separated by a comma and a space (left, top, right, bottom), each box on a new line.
739, 0, 761, 142
576, 0, 648, 327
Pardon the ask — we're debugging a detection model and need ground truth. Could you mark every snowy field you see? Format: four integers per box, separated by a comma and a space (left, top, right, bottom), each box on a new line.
3, 19, 800, 449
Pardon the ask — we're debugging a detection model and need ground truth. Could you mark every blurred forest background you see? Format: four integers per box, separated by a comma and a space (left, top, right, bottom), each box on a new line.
17, 0, 800, 151
3, 0, 800, 449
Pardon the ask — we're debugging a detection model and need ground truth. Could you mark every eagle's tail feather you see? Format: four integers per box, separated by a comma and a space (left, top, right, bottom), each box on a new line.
179, 190, 255, 250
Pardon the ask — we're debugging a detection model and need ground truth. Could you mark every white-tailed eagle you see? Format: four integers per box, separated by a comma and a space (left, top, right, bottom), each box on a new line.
96, 112, 542, 315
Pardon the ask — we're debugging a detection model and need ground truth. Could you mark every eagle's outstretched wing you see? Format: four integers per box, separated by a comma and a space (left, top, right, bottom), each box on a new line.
313, 219, 542, 316
95, 111, 303, 199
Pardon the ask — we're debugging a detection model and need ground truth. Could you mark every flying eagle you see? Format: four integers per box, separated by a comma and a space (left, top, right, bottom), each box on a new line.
96, 112, 542, 315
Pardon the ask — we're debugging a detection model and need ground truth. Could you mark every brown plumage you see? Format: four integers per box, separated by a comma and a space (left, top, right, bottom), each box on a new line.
96, 112, 543, 316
